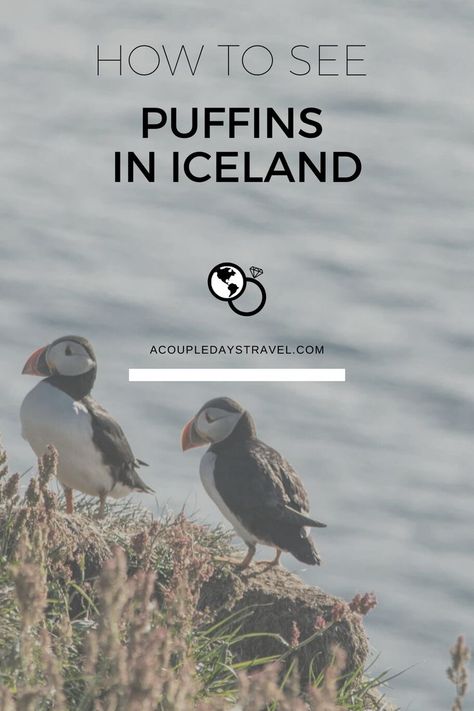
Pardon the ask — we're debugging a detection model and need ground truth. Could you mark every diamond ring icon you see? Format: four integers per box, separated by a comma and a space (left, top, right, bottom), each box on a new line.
207, 264, 266, 317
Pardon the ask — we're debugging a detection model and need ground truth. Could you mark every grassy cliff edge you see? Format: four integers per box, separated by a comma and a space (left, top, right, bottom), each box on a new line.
0, 445, 400, 710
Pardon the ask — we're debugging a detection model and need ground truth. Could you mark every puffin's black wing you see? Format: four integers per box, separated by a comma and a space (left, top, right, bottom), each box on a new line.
213, 439, 325, 563
82, 396, 153, 493
247, 440, 325, 526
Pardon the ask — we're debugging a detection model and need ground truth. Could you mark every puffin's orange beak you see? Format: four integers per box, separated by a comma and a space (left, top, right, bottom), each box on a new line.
22, 346, 51, 376
181, 417, 207, 451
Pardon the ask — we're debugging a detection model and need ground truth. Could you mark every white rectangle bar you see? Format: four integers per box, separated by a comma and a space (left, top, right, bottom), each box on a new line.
129, 369, 345, 382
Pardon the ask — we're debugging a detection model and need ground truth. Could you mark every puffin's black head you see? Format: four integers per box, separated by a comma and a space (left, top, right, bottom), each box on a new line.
181, 397, 256, 451
22, 335, 96, 380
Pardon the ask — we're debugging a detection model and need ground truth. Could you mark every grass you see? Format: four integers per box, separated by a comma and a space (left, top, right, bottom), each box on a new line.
0, 443, 469, 710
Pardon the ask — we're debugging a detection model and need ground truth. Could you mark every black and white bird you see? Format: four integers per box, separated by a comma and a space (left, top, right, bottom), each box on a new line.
20, 335, 153, 516
181, 397, 326, 569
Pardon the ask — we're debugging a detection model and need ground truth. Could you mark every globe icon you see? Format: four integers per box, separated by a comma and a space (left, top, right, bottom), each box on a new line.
208, 263, 246, 301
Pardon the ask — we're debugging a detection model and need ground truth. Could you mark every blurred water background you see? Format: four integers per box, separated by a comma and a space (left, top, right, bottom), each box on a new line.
1, 1, 473, 708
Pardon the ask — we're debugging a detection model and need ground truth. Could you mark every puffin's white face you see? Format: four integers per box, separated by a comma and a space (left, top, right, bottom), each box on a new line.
46, 339, 95, 377
194, 406, 243, 444
22, 336, 96, 378
181, 400, 245, 450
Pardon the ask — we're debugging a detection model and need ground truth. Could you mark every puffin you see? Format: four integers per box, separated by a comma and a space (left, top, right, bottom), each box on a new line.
181, 397, 326, 569
20, 335, 153, 516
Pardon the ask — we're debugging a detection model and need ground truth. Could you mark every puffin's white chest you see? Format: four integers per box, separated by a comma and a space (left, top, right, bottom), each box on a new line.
20, 381, 113, 496
200, 451, 258, 545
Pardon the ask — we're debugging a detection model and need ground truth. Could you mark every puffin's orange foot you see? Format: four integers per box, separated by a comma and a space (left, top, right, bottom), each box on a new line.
97, 493, 107, 519
256, 549, 282, 567
64, 487, 74, 515
237, 544, 257, 570
214, 545, 257, 570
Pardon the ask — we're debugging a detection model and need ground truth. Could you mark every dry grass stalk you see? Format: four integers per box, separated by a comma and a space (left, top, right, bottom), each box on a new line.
447, 635, 470, 711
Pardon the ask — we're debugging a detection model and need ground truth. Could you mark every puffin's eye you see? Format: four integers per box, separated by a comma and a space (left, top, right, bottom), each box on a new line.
205, 411, 216, 423
65, 346, 73, 356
